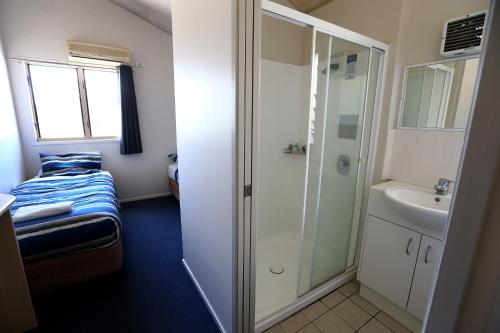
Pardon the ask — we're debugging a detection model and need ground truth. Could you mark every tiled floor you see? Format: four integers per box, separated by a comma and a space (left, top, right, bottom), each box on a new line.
265, 280, 413, 333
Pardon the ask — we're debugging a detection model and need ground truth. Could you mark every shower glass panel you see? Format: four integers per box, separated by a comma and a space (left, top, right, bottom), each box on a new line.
299, 32, 372, 294
254, 14, 313, 321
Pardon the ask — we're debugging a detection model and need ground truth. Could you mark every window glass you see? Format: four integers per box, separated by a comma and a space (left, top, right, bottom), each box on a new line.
27, 63, 122, 141
29, 65, 84, 139
84, 69, 121, 137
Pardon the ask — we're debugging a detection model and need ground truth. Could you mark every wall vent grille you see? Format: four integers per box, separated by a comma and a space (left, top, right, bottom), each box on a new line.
441, 11, 486, 57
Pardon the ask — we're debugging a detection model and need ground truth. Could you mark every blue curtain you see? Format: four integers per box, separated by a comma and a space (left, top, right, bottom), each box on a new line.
119, 65, 143, 155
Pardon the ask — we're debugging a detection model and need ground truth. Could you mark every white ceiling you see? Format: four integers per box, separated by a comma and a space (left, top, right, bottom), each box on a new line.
108, 0, 335, 35
109, 0, 172, 35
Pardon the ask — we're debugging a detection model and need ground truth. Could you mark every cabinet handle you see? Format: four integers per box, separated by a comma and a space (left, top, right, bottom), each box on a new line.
424, 246, 432, 264
406, 238, 413, 255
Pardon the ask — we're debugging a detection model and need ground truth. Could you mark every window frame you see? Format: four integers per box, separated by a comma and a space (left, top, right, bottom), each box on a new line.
25, 61, 121, 142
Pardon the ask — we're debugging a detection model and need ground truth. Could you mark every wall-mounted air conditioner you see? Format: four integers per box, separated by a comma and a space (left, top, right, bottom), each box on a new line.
67, 40, 130, 65
440, 11, 487, 57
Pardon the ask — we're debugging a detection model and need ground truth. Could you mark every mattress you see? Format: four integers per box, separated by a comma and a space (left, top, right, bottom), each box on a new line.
10, 171, 121, 262
168, 163, 179, 183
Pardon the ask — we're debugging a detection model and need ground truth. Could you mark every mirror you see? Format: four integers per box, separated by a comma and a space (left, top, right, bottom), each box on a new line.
399, 57, 480, 129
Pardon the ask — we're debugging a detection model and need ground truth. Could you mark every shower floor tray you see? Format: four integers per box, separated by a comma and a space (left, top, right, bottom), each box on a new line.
255, 231, 301, 321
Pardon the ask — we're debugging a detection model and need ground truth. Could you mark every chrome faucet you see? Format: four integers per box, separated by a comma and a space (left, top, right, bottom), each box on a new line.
435, 178, 453, 196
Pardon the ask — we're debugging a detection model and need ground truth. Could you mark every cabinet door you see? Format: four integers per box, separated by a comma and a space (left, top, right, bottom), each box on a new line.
359, 216, 421, 308
407, 235, 442, 320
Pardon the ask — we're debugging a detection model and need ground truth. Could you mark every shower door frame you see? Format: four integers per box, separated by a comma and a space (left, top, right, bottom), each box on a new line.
240, 1, 390, 332
299, 30, 388, 297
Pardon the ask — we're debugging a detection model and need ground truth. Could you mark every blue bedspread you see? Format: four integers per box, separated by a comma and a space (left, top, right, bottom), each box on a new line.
10, 171, 121, 262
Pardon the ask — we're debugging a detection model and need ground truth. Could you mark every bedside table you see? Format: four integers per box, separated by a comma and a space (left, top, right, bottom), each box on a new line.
0, 193, 37, 332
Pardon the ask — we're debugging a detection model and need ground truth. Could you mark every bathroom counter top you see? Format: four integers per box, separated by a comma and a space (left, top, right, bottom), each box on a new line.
368, 181, 449, 240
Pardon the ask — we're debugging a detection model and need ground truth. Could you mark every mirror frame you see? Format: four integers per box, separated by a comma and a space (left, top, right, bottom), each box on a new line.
397, 54, 480, 131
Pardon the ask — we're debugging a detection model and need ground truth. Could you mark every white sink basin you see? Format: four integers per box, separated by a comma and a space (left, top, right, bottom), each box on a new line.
384, 187, 451, 233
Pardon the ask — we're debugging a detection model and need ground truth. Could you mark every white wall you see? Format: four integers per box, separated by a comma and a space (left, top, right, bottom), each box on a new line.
0, 33, 24, 193
256, 60, 308, 239
387, 129, 464, 189
171, 0, 237, 332
0, 0, 176, 201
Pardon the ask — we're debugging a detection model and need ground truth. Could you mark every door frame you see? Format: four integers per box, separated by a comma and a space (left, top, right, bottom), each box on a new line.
237, 1, 389, 332
236, 0, 258, 332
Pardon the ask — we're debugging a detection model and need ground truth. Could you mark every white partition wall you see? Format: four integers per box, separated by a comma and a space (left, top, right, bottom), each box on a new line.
171, 1, 238, 332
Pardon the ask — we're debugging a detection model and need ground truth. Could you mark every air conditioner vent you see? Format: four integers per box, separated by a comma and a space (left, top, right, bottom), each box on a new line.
441, 11, 487, 57
67, 40, 130, 64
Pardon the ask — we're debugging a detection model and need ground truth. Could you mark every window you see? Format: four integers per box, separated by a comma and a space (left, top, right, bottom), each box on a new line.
27, 63, 121, 140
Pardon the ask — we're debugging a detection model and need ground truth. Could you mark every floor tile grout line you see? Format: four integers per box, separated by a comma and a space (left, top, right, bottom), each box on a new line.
310, 320, 324, 333
319, 297, 345, 310
334, 291, 383, 332
336, 312, 358, 331
353, 309, 389, 333
273, 280, 405, 333
338, 289, 357, 298
341, 293, 377, 318
308, 284, 368, 332
328, 311, 356, 333
308, 307, 352, 332
375, 310, 414, 332
329, 298, 366, 332
373, 316, 398, 333
284, 313, 310, 333
347, 293, 382, 317
348, 292, 381, 318
354, 317, 372, 333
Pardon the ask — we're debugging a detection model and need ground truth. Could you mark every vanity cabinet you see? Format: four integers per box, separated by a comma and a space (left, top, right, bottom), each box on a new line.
359, 216, 421, 308
407, 235, 442, 319
359, 216, 442, 320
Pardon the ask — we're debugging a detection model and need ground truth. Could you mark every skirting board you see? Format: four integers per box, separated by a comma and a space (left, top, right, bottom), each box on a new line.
182, 259, 227, 333
119, 192, 171, 203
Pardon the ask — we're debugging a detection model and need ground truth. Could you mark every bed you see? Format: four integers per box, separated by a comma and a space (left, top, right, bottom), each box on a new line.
168, 162, 180, 201
10, 171, 122, 294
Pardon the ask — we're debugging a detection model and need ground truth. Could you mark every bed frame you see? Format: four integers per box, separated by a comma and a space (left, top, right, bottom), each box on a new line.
169, 178, 180, 201
24, 240, 123, 294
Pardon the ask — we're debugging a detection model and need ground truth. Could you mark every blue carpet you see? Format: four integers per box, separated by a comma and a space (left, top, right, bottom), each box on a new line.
31, 196, 220, 333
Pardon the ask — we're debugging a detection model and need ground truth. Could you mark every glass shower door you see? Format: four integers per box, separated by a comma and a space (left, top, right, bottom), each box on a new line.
254, 13, 314, 321
299, 31, 374, 293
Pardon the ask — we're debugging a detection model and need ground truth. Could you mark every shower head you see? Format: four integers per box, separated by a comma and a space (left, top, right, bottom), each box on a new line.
321, 62, 341, 75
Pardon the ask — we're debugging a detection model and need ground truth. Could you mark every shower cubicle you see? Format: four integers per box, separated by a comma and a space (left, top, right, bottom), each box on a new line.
251, 1, 387, 330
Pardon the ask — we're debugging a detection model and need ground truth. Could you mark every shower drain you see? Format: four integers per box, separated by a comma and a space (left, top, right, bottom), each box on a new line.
269, 264, 285, 274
